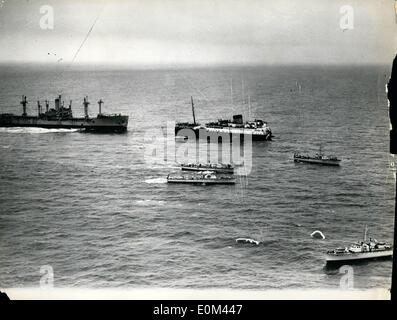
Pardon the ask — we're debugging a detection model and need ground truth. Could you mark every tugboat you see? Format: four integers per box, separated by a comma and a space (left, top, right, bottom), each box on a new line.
167, 171, 236, 185
325, 226, 393, 265
175, 97, 273, 141
180, 163, 234, 174
0, 95, 129, 133
294, 146, 341, 166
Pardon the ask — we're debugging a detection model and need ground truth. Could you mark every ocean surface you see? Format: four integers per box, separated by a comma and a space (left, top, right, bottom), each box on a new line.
0, 64, 395, 290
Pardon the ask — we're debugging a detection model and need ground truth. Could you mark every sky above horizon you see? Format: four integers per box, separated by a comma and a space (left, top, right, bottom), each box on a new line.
0, 0, 396, 66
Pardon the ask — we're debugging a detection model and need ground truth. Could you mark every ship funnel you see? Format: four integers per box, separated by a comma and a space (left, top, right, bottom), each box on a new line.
45, 100, 49, 113
55, 95, 61, 112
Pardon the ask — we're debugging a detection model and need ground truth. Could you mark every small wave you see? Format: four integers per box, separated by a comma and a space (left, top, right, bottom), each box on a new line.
135, 199, 166, 206
0, 127, 80, 134
144, 177, 167, 184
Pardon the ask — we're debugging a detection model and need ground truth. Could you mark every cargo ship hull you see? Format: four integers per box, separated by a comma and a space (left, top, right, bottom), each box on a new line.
0, 114, 128, 133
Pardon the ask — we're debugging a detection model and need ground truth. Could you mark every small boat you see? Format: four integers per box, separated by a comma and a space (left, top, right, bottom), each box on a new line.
180, 163, 234, 174
167, 171, 236, 185
325, 226, 393, 265
294, 145, 341, 166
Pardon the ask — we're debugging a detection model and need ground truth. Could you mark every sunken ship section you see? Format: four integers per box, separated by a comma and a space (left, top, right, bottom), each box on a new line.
175, 97, 273, 141
0, 95, 129, 133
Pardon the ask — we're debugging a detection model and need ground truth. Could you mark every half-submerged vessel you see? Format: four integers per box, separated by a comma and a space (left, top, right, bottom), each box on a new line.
0, 95, 129, 133
167, 171, 236, 185
294, 146, 341, 166
325, 226, 393, 265
175, 97, 273, 141
180, 163, 234, 174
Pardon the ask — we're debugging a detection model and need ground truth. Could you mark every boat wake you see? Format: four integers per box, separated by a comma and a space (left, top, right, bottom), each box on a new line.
0, 127, 80, 134
144, 177, 167, 184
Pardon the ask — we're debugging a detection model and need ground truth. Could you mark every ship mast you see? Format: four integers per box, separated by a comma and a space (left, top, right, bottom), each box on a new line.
230, 78, 233, 105
241, 78, 245, 104
191, 96, 196, 125
37, 101, 41, 116
364, 225, 368, 242
83, 96, 90, 118
248, 95, 251, 119
20, 95, 27, 116
98, 99, 103, 115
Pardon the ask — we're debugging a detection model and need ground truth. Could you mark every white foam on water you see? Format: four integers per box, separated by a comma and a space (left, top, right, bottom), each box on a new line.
144, 177, 167, 184
0, 127, 80, 134
236, 238, 261, 245
135, 199, 166, 206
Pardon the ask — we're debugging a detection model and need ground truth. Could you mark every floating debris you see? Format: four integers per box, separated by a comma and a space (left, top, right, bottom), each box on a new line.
310, 230, 326, 239
236, 238, 261, 245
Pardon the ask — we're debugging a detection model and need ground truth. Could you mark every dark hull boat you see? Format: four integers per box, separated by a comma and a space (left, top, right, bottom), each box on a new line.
294, 146, 341, 166
181, 163, 234, 174
293, 155, 341, 166
0, 96, 128, 133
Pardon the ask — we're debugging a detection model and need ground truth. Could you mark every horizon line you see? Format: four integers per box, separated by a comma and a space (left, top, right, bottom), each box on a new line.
0, 60, 392, 70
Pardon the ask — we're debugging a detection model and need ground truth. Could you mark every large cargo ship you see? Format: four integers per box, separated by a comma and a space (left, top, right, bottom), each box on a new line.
175, 97, 273, 141
0, 95, 129, 133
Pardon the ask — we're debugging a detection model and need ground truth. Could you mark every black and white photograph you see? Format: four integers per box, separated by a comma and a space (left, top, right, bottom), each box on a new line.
0, 0, 396, 301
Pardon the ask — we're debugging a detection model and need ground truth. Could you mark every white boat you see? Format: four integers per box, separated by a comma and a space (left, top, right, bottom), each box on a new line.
325, 226, 393, 264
